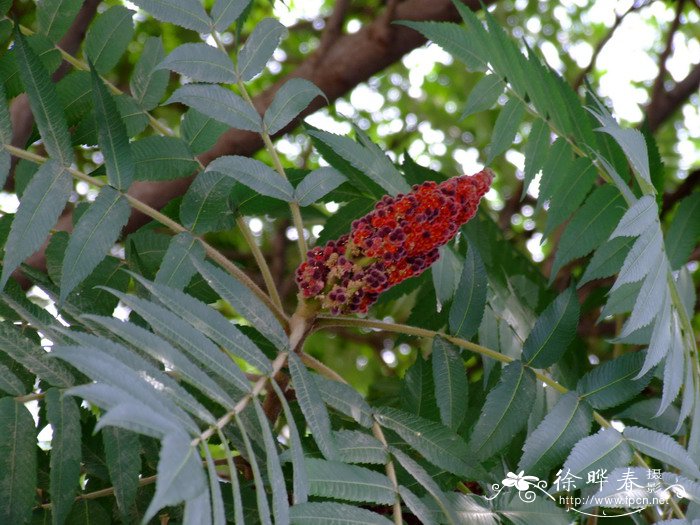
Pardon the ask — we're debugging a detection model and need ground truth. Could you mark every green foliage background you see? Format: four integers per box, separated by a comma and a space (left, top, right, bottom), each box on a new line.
0, 0, 698, 524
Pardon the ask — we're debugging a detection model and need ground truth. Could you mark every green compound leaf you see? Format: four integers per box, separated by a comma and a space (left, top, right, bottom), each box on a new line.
579, 236, 634, 287
181, 109, 228, 155
562, 427, 632, 479
85, 6, 134, 74
179, 171, 236, 234
390, 447, 461, 525
207, 155, 295, 201
167, 84, 262, 132
132, 136, 199, 181
211, 0, 250, 32
305, 458, 395, 505
13, 30, 73, 167
36, 0, 83, 41
549, 185, 626, 282
237, 18, 287, 81
335, 430, 386, 465
294, 167, 346, 207
192, 259, 288, 350
610, 195, 658, 239
290, 502, 393, 525
624, 426, 700, 479
486, 98, 524, 165
130, 37, 169, 111
288, 352, 339, 460
154, 232, 205, 291
665, 192, 700, 270
461, 73, 505, 119
518, 392, 592, 477
375, 406, 478, 477
265, 78, 327, 135
101, 291, 252, 395
102, 427, 141, 521
577, 351, 654, 409
143, 432, 208, 523
253, 400, 289, 525
522, 118, 550, 199
129, 272, 272, 374
431, 337, 468, 430
307, 129, 410, 196
314, 375, 374, 429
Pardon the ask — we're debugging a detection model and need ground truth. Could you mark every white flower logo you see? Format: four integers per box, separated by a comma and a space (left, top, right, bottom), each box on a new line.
502, 471, 540, 492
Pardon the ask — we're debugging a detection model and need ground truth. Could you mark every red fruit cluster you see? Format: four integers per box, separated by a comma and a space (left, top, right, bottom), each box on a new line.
295, 169, 493, 315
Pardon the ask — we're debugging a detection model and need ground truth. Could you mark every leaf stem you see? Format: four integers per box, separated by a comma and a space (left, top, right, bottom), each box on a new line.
236, 216, 284, 310
38, 475, 158, 510
3, 144, 288, 327
209, 30, 309, 261
193, 351, 289, 446
262, 132, 309, 259
242, 81, 309, 260
372, 422, 404, 525
299, 349, 403, 525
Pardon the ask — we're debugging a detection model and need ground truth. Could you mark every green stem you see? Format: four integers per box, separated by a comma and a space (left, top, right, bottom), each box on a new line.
3, 144, 288, 327
372, 422, 404, 525
210, 30, 308, 262
266, 136, 309, 260
236, 216, 284, 310
299, 350, 403, 525
243, 83, 309, 260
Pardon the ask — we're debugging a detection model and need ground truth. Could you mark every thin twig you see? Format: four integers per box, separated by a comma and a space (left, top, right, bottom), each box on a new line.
373, 422, 404, 525
299, 349, 403, 525
573, 1, 650, 90
14, 391, 45, 403
193, 351, 289, 446
236, 216, 284, 310
39, 475, 158, 509
650, 0, 686, 106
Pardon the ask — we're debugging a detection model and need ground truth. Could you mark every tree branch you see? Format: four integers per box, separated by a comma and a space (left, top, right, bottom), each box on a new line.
646, 60, 700, 132
314, 0, 351, 64
650, 0, 686, 105
645, 0, 700, 132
